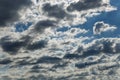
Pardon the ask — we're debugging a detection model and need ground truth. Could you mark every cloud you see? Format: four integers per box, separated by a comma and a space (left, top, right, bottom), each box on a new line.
1, 41, 23, 54
36, 56, 62, 64
93, 21, 117, 35
0, 0, 32, 27
77, 38, 120, 57
0, 0, 119, 80
114, 43, 120, 53
42, 3, 69, 19
29, 0, 115, 29
52, 62, 68, 69
80, 49, 100, 58
14, 58, 34, 66
0, 58, 12, 65
63, 38, 120, 60
26, 40, 47, 50
0, 35, 47, 54
67, 0, 104, 12
63, 53, 80, 59
31, 65, 42, 69
0, 36, 26, 54
98, 64, 118, 71
32, 20, 57, 33
75, 61, 98, 68
0, 0, 115, 30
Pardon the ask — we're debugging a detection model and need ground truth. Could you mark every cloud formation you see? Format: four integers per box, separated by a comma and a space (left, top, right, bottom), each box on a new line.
0, 0, 32, 27
67, 0, 104, 12
33, 20, 57, 33
0, 36, 26, 54
0, 35, 47, 55
93, 21, 117, 35
0, 0, 120, 80
42, 3, 69, 19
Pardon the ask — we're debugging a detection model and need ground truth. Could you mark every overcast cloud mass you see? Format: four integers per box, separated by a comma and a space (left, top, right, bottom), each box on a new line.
0, 0, 120, 80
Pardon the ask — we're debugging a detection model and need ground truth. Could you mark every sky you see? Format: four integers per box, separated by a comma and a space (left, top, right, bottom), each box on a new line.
0, 0, 120, 80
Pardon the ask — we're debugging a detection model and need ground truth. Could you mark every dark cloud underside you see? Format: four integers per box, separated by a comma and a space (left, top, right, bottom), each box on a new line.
77, 39, 120, 59
34, 20, 56, 33
0, 36, 47, 54
0, 58, 12, 65
42, 3, 68, 19
36, 56, 61, 64
26, 40, 47, 50
0, 0, 31, 27
75, 61, 98, 68
67, 0, 103, 12
1, 41, 25, 54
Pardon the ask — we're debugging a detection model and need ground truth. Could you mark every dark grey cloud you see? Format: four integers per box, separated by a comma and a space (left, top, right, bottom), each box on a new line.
20, 35, 31, 42
98, 64, 119, 71
52, 62, 68, 69
92, 39, 119, 54
9, 57, 36, 68
26, 40, 47, 50
29, 65, 44, 73
0, 38, 25, 55
77, 39, 120, 59
77, 46, 83, 53
1, 41, 24, 53
63, 53, 80, 59
67, 0, 103, 12
15, 59, 33, 66
101, 40, 113, 53
0, 58, 12, 65
115, 43, 120, 53
34, 20, 56, 33
31, 65, 42, 69
20, 35, 47, 51
75, 61, 98, 68
80, 49, 100, 58
0, 36, 47, 54
36, 56, 61, 64
0, 0, 32, 27
29, 69, 40, 73
42, 3, 69, 19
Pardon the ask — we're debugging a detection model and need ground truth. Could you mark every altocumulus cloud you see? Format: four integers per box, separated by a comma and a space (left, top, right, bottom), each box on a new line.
0, 0, 120, 80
